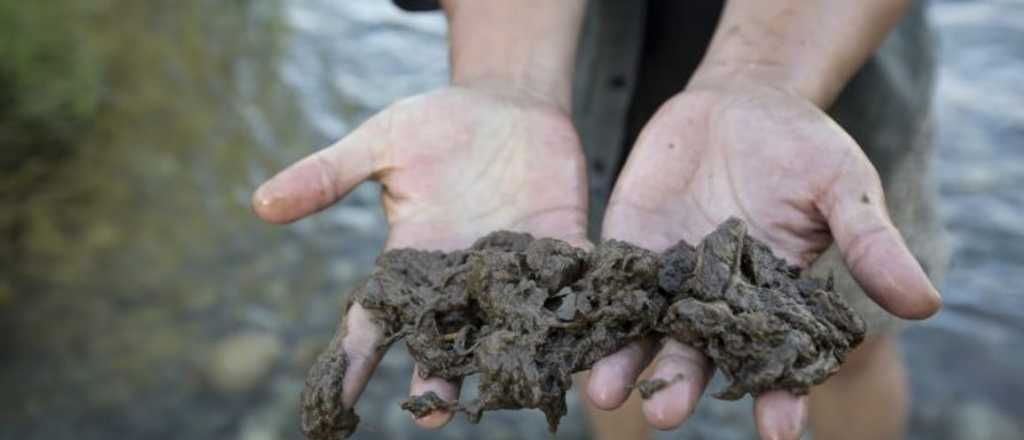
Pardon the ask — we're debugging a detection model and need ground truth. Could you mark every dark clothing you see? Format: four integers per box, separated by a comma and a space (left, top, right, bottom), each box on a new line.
393, 0, 439, 11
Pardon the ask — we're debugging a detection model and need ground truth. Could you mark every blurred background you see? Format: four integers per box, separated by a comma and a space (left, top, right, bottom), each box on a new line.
1, 0, 1022, 439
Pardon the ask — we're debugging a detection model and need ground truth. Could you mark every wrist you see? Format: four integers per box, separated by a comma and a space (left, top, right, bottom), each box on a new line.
689, 0, 910, 109
442, 0, 585, 113
690, 33, 842, 108
687, 60, 820, 105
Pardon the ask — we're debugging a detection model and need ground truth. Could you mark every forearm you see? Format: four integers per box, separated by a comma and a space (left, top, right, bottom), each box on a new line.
440, 0, 586, 112
690, 0, 910, 107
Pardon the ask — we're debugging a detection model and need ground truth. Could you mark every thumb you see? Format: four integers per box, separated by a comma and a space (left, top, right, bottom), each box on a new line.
818, 154, 942, 320
252, 113, 388, 224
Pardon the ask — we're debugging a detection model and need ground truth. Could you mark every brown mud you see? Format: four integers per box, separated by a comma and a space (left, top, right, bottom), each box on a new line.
300, 329, 360, 439
631, 374, 685, 400
299, 218, 866, 439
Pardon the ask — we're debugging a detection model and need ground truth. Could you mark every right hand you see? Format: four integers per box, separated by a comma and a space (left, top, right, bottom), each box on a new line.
252, 84, 590, 429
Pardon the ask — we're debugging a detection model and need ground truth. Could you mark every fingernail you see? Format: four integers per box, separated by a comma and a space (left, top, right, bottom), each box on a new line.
757, 392, 807, 440
251, 182, 299, 224
587, 380, 616, 409
251, 183, 278, 214
776, 396, 808, 440
643, 379, 694, 430
794, 397, 808, 438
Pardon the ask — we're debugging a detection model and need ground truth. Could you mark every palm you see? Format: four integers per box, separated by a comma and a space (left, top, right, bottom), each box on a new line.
605, 86, 856, 263
253, 85, 589, 429
589, 83, 940, 436
373, 87, 588, 250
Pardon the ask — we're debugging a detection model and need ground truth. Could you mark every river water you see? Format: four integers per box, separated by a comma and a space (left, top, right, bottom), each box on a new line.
0, 1, 1021, 439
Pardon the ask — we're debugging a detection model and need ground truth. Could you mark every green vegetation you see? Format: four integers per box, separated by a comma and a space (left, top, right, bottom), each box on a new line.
0, 2, 329, 430
0, 1, 101, 301
0, 1, 100, 171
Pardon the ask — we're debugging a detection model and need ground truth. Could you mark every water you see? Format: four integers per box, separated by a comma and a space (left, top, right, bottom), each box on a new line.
0, 1, 1021, 439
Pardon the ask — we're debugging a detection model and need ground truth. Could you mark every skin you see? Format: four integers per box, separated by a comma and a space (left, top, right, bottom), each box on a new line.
809, 334, 909, 440
592, 1, 939, 439
253, 0, 589, 430
253, 85, 591, 427
253, 0, 941, 439
592, 77, 934, 440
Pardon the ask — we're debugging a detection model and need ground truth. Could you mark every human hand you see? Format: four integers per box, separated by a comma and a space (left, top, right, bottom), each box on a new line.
587, 78, 941, 438
252, 85, 589, 429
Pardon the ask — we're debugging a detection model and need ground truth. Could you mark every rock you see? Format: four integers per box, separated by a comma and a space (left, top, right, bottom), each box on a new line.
206, 332, 282, 394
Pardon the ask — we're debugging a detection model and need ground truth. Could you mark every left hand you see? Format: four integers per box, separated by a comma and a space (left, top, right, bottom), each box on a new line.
585, 77, 941, 439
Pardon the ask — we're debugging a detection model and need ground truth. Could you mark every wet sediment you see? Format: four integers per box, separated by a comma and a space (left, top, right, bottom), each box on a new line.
300, 218, 866, 439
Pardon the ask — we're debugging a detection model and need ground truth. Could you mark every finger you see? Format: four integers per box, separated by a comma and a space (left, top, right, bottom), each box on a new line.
754, 391, 807, 440
408, 364, 461, 429
640, 340, 712, 430
819, 160, 941, 319
339, 303, 388, 407
586, 339, 654, 410
252, 114, 387, 224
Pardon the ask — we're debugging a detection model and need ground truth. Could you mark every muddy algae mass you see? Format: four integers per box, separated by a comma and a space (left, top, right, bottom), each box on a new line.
300, 218, 866, 439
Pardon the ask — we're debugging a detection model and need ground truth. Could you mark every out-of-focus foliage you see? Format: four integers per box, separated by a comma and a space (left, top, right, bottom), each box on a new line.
0, 1, 100, 297
0, 1, 100, 171
0, 1, 334, 436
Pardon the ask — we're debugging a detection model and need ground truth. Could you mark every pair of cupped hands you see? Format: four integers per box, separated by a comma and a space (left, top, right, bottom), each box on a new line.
252, 77, 940, 436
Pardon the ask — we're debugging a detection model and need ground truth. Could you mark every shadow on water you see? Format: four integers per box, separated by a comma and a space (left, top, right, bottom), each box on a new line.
1, 0, 1022, 439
